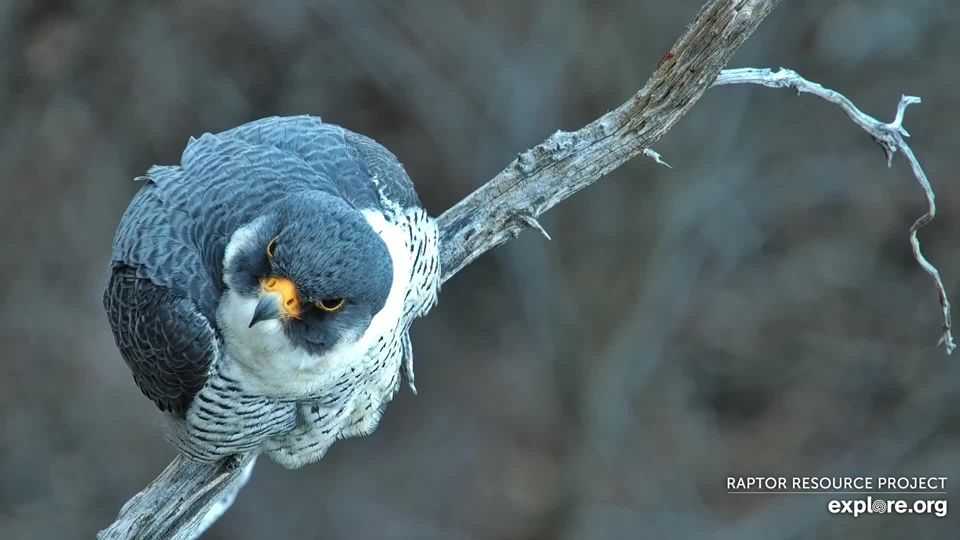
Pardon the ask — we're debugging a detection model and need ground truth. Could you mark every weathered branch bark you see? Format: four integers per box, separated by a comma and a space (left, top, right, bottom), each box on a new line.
98, 1, 785, 538
98, 454, 257, 540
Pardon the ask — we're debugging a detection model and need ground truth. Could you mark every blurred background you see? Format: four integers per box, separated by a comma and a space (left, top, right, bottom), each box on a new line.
2, 0, 959, 538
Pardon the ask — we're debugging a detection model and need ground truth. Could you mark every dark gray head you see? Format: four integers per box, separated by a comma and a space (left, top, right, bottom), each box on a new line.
223, 191, 393, 355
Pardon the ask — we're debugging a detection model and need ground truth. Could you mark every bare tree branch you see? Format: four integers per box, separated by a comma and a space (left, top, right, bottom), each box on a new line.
99, 2, 894, 538
98, 454, 257, 540
435, 0, 784, 278
713, 68, 954, 353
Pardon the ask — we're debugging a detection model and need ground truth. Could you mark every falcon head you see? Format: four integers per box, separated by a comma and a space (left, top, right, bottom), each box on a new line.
220, 191, 393, 357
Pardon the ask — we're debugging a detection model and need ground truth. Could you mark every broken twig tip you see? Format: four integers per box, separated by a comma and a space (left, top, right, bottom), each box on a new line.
893, 95, 921, 128
940, 332, 955, 355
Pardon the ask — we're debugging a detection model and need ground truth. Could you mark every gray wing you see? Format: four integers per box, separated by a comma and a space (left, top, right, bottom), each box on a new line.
104, 265, 217, 416
105, 158, 228, 416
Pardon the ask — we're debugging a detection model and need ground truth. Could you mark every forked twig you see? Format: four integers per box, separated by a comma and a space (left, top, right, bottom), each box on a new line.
714, 68, 953, 353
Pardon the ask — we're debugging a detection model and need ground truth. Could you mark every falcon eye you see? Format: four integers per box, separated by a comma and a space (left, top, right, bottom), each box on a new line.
316, 298, 345, 312
266, 236, 279, 260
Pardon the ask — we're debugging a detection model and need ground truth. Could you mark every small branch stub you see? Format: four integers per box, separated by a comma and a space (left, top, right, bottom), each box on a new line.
518, 212, 552, 241
642, 148, 673, 169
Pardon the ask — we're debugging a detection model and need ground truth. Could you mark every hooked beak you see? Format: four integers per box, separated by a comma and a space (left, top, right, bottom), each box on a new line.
249, 277, 301, 327
249, 294, 283, 327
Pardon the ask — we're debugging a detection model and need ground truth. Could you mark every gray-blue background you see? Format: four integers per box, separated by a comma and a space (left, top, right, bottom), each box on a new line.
2, 1, 958, 538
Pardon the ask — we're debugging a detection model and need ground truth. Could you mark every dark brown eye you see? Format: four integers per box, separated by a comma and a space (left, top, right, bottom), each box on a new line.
315, 298, 345, 312
266, 236, 279, 259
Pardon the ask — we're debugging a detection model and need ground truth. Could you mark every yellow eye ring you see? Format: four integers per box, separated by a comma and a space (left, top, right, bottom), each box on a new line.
316, 298, 345, 312
266, 236, 279, 259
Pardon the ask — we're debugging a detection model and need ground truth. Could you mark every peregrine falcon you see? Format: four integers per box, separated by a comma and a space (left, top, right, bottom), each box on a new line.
103, 116, 441, 469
